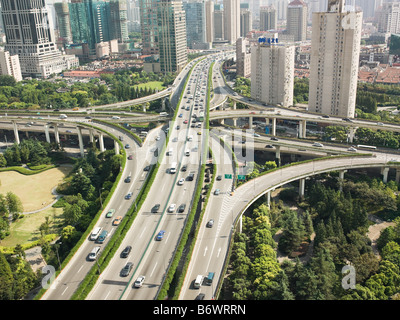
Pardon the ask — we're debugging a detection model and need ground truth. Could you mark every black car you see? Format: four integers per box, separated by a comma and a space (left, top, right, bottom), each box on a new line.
187, 171, 195, 181
178, 204, 186, 213
265, 144, 274, 148
195, 293, 205, 300
121, 262, 133, 277
270, 137, 279, 141
181, 165, 187, 172
322, 115, 330, 118
124, 176, 131, 183
216, 175, 222, 181
144, 165, 151, 171
151, 204, 160, 213
121, 246, 132, 258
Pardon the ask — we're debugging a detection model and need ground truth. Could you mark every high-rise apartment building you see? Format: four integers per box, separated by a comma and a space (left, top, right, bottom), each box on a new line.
286, 0, 308, 42
223, 0, 240, 44
308, 0, 362, 118
240, 8, 252, 37
0, 50, 22, 82
183, 0, 208, 49
214, 4, 224, 40
260, 5, 277, 31
236, 37, 251, 77
376, 2, 400, 34
0, 0, 78, 78
205, 0, 214, 43
110, 0, 129, 42
251, 38, 294, 107
139, 0, 159, 55
54, 1, 73, 44
157, 0, 187, 73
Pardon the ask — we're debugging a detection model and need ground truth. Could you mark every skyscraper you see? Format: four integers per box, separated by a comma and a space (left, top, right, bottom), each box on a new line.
260, 5, 277, 31
183, 0, 207, 49
139, 0, 159, 55
286, 0, 308, 42
54, 0, 73, 44
308, 0, 362, 118
223, 0, 240, 44
240, 8, 252, 37
376, 2, 400, 34
214, 4, 224, 41
251, 37, 294, 107
0, 0, 78, 78
157, 0, 187, 73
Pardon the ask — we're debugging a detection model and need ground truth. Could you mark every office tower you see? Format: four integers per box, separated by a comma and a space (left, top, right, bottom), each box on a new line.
214, 4, 224, 40
223, 0, 240, 43
260, 5, 277, 30
308, 0, 362, 118
126, 0, 141, 32
376, 2, 400, 34
157, 0, 187, 73
354, 0, 376, 19
205, 0, 214, 43
251, 37, 294, 107
54, 0, 73, 44
183, 0, 207, 49
110, 0, 129, 42
286, 0, 308, 42
139, 0, 159, 55
236, 37, 251, 77
0, 50, 22, 82
240, 8, 252, 37
0, 0, 78, 78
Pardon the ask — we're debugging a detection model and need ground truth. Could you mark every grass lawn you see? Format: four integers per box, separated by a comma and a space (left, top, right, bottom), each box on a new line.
0, 207, 64, 247
134, 81, 165, 91
0, 165, 72, 212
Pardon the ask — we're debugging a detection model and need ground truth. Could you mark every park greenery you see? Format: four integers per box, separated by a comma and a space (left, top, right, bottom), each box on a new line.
222, 171, 400, 300
0, 69, 175, 110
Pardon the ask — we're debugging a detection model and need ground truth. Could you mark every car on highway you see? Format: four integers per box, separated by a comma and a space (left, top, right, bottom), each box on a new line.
214, 189, 220, 195
125, 192, 132, 200
312, 142, 324, 147
168, 204, 176, 212
347, 147, 357, 152
124, 176, 131, 183
121, 245, 132, 258
151, 204, 160, 213
178, 178, 185, 185
178, 204, 186, 213
156, 230, 166, 241
216, 175, 222, 181
253, 133, 260, 137
128, 155, 133, 160
181, 164, 187, 172
120, 262, 133, 277
134, 276, 145, 288
270, 137, 278, 141
197, 131, 202, 135
88, 246, 101, 261
179, 113, 183, 118
125, 144, 130, 149
113, 216, 122, 226
105, 209, 115, 218
184, 120, 188, 124
156, 135, 160, 141
144, 165, 151, 171
207, 219, 214, 228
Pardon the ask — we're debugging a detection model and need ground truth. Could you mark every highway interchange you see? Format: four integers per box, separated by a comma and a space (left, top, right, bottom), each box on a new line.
2, 49, 400, 300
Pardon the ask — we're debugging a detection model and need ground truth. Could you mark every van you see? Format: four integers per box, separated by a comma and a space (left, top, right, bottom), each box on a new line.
111, 116, 120, 120
59, 114, 67, 119
96, 230, 108, 244
88, 246, 101, 261
205, 272, 215, 285
194, 275, 203, 289
187, 135, 193, 142
90, 227, 103, 241
185, 150, 190, 156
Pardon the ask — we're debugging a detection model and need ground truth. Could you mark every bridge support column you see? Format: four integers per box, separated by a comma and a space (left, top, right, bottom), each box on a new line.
338, 170, 347, 191
382, 167, 389, 183
77, 127, 85, 158
232, 117, 237, 127
161, 98, 166, 111
298, 120, 307, 139
12, 121, 20, 144
271, 118, 276, 136
396, 169, 400, 184
89, 129, 94, 144
218, 119, 224, 125
233, 101, 236, 110
114, 140, 120, 155
239, 215, 242, 233
249, 116, 253, 130
348, 127, 357, 143
99, 132, 105, 152
25, 131, 29, 138
299, 178, 305, 199
44, 124, 51, 143
266, 191, 271, 208
54, 124, 60, 146
275, 145, 281, 167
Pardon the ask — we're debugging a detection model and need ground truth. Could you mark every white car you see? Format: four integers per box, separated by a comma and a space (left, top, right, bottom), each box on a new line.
312, 142, 324, 147
168, 204, 176, 212
347, 147, 357, 152
134, 275, 145, 288
178, 178, 185, 185
155, 136, 160, 141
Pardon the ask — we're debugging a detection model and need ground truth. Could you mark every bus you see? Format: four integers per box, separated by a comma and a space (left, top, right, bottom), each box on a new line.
356, 145, 377, 150
198, 111, 204, 122
170, 162, 177, 174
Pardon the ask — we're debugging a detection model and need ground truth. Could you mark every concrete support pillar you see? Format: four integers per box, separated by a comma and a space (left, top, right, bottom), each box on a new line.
44, 125, 51, 143
396, 169, 400, 184
12, 121, 20, 144
348, 127, 357, 143
233, 101, 236, 110
266, 190, 271, 208
54, 124, 60, 145
271, 118, 276, 136
25, 131, 29, 138
382, 167, 389, 183
77, 127, 84, 158
99, 132, 105, 152
275, 145, 281, 167
161, 98, 166, 111
218, 118, 224, 125
114, 140, 120, 155
338, 170, 347, 191
298, 120, 307, 139
89, 129, 94, 144
299, 178, 305, 199
249, 116, 253, 129
142, 104, 146, 112
232, 117, 237, 127
239, 215, 242, 233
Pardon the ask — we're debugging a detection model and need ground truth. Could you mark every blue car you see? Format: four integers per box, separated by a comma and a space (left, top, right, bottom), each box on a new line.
125, 192, 132, 200
156, 230, 166, 241
179, 113, 183, 118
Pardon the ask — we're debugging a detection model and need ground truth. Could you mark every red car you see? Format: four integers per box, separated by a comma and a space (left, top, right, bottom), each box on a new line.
183, 120, 188, 124
128, 155, 133, 160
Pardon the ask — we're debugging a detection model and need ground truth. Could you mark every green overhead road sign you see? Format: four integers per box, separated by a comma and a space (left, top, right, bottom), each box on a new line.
238, 175, 246, 180
224, 174, 232, 179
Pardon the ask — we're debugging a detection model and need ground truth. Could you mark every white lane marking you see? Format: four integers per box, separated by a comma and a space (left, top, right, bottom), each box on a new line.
150, 262, 158, 278
104, 291, 111, 300
204, 246, 208, 256
139, 227, 147, 239
61, 286, 68, 296
77, 265, 84, 273
217, 247, 221, 258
